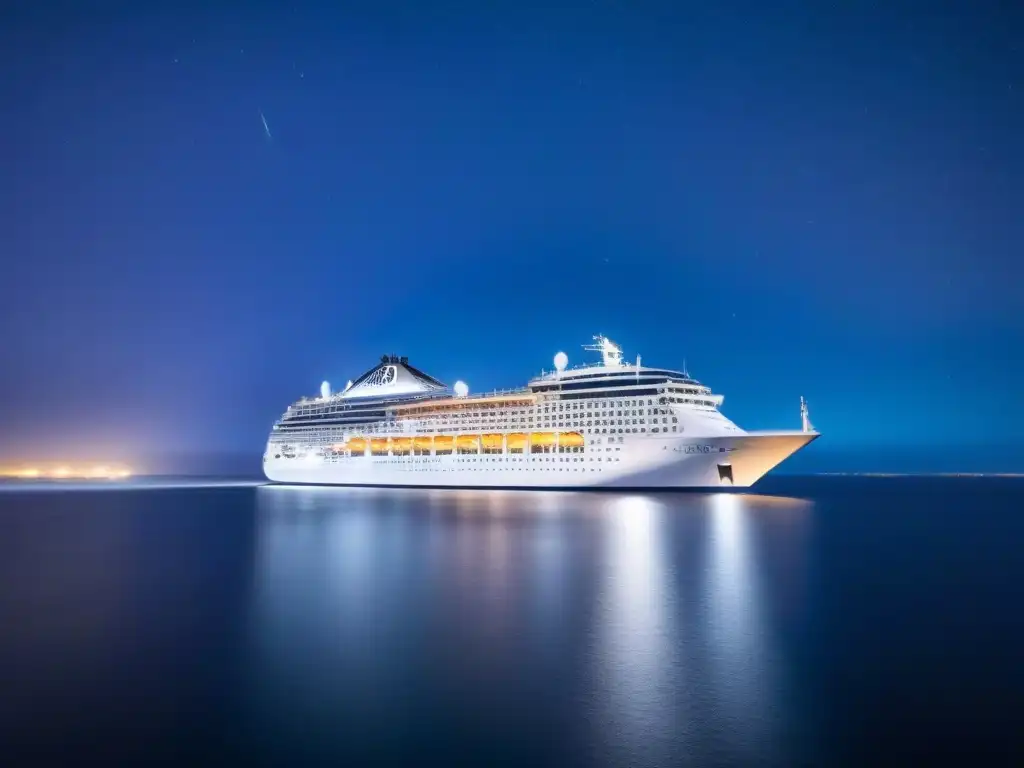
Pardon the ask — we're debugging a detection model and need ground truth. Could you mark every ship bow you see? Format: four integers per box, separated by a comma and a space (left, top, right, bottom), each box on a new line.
723, 430, 819, 487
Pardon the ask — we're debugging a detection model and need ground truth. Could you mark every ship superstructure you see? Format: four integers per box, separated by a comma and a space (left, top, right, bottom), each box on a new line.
263, 336, 818, 489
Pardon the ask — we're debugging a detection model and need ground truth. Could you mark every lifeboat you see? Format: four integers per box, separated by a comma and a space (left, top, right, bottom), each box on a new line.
414, 436, 434, 452
457, 434, 480, 453
347, 437, 367, 453
559, 432, 584, 448
434, 435, 455, 453
506, 433, 527, 452
370, 438, 389, 455
481, 433, 503, 451
530, 432, 556, 446
392, 437, 413, 454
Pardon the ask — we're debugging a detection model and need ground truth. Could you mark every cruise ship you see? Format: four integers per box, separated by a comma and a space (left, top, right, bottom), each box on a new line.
263, 336, 819, 489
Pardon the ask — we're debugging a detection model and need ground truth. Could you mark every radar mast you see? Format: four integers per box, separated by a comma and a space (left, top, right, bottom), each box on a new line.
584, 335, 623, 367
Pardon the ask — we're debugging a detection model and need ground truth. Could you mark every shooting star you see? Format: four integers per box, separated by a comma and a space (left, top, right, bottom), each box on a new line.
259, 110, 272, 140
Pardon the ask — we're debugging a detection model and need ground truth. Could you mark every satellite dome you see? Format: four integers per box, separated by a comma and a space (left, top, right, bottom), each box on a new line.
454, 380, 469, 398
344, 380, 353, 391
320, 381, 331, 399
554, 351, 568, 372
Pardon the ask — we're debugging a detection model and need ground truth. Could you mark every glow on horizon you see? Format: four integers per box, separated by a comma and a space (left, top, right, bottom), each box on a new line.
0, 464, 132, 480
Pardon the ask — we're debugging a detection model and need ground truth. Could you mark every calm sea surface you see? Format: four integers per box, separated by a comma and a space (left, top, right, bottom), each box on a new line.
1, 476, 1022, 765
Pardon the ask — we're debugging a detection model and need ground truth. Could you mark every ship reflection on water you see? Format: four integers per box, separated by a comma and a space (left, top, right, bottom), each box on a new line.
5, 478, 1021, 762
250, 485, 814, 764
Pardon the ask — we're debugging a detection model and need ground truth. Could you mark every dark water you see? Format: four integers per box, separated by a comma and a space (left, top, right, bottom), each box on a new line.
1, 477, 1022, 765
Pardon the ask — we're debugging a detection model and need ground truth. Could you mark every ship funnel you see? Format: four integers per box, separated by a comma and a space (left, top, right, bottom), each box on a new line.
320, 381, 331, 400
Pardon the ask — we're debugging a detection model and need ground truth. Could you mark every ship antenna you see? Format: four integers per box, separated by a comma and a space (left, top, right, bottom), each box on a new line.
800, 396, 815, 433
583, 334, 623, 367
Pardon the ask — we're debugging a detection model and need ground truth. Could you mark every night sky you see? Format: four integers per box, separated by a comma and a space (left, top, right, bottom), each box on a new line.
2, 1, 1021, 472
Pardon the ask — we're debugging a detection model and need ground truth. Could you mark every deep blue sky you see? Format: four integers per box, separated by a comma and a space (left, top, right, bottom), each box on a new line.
2, 1, 1021, 471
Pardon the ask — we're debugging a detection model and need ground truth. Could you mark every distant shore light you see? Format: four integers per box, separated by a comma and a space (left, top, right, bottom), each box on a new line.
0, 464, 132, 480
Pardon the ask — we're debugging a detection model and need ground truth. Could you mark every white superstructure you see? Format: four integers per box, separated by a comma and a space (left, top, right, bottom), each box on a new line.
263, 336, 819, 489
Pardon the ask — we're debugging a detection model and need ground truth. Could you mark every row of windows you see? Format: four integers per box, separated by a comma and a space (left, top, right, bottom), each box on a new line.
281, 393, 712, 430
276, 453, 626, 464
532, 376, 678, 393
313, 451, 626, 465
536, 369, 697, 384
313, 463, 621, 472
272, 428, 680, 463
332, 445, 589, 458
274, 423, 682, 447
287, 377, 712, 419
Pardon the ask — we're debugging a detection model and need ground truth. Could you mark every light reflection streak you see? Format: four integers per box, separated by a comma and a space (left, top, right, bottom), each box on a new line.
707, 493, 758, 684
704, 491, 812, 757
531, 492, 569, 621
252, 484, 384, 705
591, 494, 678, 762
706, 492, 770, 751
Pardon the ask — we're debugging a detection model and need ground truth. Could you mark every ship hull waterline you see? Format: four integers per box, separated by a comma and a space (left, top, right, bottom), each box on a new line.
263, 431, 818, 490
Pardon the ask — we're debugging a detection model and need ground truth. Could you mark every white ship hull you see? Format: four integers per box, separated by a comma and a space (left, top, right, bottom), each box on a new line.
264, 431, 818, 490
